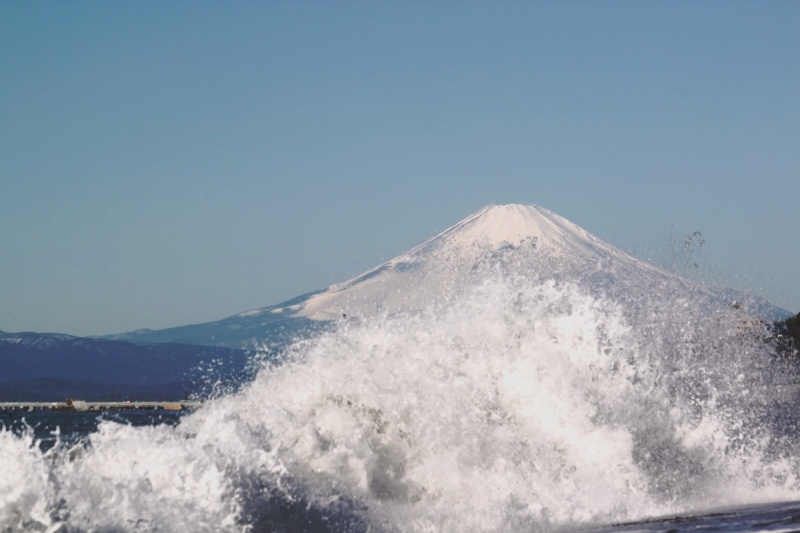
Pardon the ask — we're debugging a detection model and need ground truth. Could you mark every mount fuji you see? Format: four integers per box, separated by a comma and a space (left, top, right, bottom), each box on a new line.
105, 204, 789, 350
5, 206, 798, 530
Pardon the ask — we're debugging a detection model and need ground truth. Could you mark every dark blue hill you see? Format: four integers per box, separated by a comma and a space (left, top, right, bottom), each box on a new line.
0, 330, 254, 401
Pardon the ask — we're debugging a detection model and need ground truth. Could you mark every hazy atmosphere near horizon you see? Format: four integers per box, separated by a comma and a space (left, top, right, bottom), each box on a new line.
1, 2, 798, 337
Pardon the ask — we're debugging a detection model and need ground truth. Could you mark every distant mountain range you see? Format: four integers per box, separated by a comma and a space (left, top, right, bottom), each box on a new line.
2, 204, 792, 401
0, 330, 251, 401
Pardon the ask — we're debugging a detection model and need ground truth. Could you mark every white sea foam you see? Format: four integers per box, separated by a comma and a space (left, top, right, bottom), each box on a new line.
0, 428, 56, 531
2, 270, 798, 533
3, 205, 798, 532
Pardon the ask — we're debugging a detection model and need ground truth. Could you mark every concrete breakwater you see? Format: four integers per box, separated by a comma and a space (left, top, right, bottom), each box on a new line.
0, 400, 202, 412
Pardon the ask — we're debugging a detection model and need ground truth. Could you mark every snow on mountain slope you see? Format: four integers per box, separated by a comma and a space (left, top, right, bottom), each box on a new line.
275, 204, 666, 321
108, 204, 783, 348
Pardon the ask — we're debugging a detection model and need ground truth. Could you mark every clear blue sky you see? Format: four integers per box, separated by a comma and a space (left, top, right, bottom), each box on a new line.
2, 2, 798, 336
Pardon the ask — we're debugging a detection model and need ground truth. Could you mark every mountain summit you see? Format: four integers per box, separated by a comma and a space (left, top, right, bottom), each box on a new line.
283, 204, 660, 322
412, 204, 616, 258
106, 204, 784, 349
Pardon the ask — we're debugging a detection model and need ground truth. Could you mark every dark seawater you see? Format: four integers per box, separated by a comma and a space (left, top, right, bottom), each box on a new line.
0, 410, 185, 452
580, 501, 800, 533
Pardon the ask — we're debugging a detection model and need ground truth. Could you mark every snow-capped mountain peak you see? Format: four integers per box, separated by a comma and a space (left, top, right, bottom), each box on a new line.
433, 204, 584, 249
403, 204, 618, 260
291, 204, 649, 321
104, 204, 791, 349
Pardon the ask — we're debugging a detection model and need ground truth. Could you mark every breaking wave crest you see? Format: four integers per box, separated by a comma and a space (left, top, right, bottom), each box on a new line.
2, 272, 800, 532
